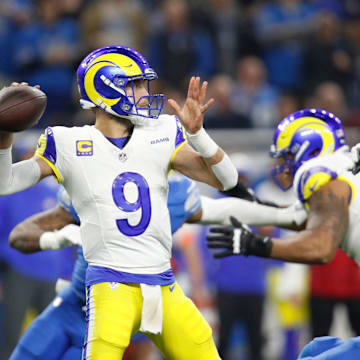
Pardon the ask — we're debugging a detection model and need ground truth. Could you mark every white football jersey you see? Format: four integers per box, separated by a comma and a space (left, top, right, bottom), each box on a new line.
36, 115, 187, 274
293, 150, 360, 264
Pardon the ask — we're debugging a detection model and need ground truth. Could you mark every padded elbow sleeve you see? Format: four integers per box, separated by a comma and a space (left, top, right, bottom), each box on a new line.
0, 147, 41, 195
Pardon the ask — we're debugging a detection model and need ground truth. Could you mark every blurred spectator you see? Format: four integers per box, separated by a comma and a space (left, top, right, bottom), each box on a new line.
205, 74, 250, 128
276, 91, 302, 122
0, 140, 75, 360
309, 250, 360, 338
81, 0, 147, 54
60, 0, 84, 20
255, 0, 319, 90
309, 82, 347, 120
232, 56, 279, 128
303, 11, 356, 95
12, 0, 81, 127
147, 0, 216, 92
207, 0, 260, 74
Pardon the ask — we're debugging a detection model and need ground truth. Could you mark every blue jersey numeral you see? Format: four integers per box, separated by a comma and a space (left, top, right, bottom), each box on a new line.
112, 172, 151, 236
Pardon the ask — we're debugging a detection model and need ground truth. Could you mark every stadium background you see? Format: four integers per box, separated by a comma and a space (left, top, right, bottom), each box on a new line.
1, 0, 360, 359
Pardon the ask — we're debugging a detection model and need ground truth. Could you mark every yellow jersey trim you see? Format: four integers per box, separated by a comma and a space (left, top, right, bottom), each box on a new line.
36, 154, 63, 183
169, 140, 188, 170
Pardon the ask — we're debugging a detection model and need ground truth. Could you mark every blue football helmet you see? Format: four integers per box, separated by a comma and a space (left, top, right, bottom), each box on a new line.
77, 46, 164, 125
270, 108, 348, 190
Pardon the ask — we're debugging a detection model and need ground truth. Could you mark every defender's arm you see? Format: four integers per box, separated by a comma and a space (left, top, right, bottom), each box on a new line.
9, 205, 77, 254
208, 179, 349, 264
270, 179, 349, 264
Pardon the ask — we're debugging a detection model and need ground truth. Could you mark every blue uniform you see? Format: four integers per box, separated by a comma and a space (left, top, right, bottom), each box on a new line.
298, 336, 360, 359
10, 175, 202, 360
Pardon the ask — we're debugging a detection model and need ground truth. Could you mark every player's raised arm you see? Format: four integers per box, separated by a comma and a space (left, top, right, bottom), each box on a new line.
169, 76, 238, 191
9, 205, 80, 254
0, 82, 54, 195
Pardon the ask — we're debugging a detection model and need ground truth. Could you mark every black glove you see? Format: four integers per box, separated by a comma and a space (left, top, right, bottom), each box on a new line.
207, 216, 273, 258
221, 180, 279, 208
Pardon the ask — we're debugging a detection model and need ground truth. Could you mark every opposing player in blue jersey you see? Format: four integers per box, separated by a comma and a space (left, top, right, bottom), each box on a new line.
8, 172, 307, 359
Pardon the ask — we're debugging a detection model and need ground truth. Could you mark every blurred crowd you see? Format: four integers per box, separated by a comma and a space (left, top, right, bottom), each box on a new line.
0, 0, 360, 129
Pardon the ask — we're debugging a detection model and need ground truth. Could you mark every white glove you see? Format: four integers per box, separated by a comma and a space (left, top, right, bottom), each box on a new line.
276, 200, 308, 227
40, 224, 81, 250
351, 144, 360, 174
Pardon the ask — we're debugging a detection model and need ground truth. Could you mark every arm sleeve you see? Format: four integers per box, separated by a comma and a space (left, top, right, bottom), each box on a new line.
0, 147, 41, 196
199, 196, 307, 227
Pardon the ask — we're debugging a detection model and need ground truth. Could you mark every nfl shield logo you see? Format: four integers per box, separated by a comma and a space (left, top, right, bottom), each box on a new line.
119, 153, 127, 162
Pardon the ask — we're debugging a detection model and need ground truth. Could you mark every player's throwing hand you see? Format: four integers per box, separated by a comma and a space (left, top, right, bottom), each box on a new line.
168, 76, 214, 134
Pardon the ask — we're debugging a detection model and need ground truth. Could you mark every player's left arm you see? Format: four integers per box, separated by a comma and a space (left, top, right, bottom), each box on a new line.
9, 205, 79, 254
169, 77, 238, 191
208, 179, 349, 264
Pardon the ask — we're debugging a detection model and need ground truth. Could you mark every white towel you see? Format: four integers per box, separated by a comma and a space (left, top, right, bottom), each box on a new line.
139, 284, 163, 334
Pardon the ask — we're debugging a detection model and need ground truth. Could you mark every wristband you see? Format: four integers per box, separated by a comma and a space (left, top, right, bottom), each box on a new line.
211, 154, 238, 191
242, 233, 273, 258
39, 231, 58, 250
220, 181, 255, 201
186, 127, 218, 158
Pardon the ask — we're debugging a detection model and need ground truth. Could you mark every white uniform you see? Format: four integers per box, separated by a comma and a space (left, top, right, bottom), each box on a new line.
36, 115, 187, 275
293, 150, 360, 264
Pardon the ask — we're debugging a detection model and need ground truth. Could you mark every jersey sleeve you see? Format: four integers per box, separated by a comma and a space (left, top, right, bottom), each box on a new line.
169, 116, 188, 164
57, 185, 80, 225
296, 166, 337, 203
35, 127, 63, 183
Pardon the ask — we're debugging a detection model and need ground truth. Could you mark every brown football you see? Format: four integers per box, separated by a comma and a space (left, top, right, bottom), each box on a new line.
0, 85, 47, 132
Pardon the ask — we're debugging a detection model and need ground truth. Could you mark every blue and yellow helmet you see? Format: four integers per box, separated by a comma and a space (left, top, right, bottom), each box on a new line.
270, 108, 348, 190
77, 46, 164, 124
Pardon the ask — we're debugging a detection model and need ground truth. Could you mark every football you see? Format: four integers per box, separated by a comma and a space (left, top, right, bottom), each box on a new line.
0, 85, 47, 132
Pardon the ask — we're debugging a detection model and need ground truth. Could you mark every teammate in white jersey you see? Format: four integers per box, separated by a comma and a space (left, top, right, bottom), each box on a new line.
0, 45, 242, 359
207, 108, 360, 359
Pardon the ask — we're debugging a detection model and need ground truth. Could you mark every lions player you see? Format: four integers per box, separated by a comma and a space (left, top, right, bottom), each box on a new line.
0, 45, 240, 359
207, 108, 360, 358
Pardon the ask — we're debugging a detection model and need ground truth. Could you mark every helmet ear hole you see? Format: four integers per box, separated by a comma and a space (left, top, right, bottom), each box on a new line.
310, 149, 320, 157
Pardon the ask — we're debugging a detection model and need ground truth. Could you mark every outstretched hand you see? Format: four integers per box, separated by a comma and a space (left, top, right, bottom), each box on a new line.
168, 76, 214, 134
207, 216, 248, 258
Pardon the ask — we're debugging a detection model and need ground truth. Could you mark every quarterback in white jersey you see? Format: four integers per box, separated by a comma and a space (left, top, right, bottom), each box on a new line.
0, 46, 240, 360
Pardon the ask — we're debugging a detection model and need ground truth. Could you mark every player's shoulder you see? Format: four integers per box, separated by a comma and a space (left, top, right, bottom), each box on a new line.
47, 125, 92, 138
155, 114, 182, 132
293, 151, 352, 202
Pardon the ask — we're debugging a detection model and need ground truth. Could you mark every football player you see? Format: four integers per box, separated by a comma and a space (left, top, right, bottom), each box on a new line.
207, 108, 360, 358
8, 173, 307, 360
